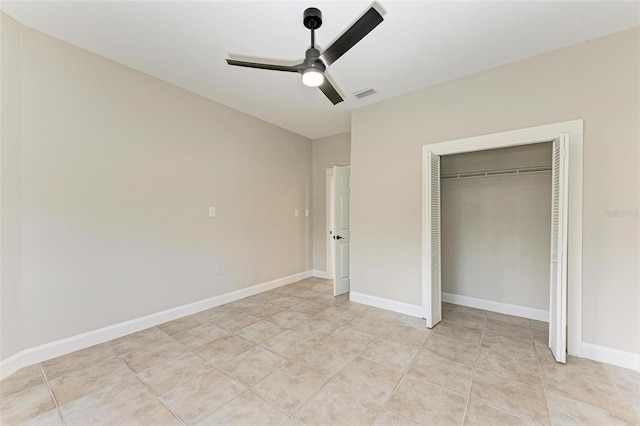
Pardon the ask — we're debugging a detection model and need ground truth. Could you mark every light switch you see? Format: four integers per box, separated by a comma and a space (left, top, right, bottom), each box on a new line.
294, 209, 299, 217
305, 209, 309, 217
208, 207, 216, 217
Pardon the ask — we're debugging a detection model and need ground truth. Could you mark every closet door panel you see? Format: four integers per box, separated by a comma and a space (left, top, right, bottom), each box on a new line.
549, 134, 569, 363
425, 152, 442, 328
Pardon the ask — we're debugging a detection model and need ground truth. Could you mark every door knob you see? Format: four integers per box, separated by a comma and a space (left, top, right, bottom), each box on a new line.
333, 235, 344, 240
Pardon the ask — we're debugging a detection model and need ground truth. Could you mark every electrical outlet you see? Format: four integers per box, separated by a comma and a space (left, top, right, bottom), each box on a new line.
215, 263, 222, 275
305, 209, 309, 217
294, 209, 299, 217
208, 207, 216, 217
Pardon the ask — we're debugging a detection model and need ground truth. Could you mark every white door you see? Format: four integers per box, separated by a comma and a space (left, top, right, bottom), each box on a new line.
549, 133, 569, 363
425, 152, 442, 328
333, 166, 351, 296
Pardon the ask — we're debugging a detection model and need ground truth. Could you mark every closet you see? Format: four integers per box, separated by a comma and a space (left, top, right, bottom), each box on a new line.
439, 142, 553, 320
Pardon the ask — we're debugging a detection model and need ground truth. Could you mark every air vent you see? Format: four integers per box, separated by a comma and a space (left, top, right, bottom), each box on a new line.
353, 88, 377, 99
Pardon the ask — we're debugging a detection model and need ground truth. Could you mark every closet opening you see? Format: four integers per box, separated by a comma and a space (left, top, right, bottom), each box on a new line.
422, 120, 583, 364
439, 142, 553, 325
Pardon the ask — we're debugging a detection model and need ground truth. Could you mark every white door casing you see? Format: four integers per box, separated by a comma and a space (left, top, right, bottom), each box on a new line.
549, 133, 569, 363
424, 152, 442, 328
333, 166, 351, 296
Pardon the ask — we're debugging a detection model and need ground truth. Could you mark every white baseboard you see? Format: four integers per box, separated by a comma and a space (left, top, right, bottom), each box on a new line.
0, 270, 312, 380
311, 270, 330, 279
442, 292, 549, 322
581, 342, 640, 372
349, 292, 423, 318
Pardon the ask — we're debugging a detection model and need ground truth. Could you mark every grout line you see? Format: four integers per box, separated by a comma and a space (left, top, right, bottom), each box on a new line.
601, 363, 640, 424
133, 371, 186, 426
39, 362, 66, 425
458, 313, 486, 426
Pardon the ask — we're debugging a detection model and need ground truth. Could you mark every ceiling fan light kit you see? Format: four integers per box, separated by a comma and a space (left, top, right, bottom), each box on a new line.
226, 6, 383, 105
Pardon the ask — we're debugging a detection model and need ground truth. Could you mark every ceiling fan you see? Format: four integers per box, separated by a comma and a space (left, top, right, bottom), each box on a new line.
226, 6, 383, 105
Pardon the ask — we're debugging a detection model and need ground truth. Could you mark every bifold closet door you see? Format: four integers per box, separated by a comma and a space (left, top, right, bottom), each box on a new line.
425, 152, 442, 328
549, 133, 569, 363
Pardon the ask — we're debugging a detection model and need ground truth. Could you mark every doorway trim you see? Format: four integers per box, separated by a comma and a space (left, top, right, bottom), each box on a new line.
421, 119, 583, 356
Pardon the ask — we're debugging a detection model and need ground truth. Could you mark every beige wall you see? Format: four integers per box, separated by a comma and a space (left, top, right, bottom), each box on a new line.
311, 132, 351, 272
351, 28, 639, 354
1, 13, 23, 360
1, 14, 312, 358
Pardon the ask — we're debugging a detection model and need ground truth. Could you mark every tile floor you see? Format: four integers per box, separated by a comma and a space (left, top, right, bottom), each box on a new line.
1, 277, 639, 425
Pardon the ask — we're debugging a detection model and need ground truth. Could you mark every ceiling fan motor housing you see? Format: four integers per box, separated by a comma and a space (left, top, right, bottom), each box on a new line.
303, 8, 323, 29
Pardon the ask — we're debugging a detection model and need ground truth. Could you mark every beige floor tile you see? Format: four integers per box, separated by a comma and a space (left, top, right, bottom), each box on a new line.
21, 409, 64, 426
268, 309, 312, 328
373, 409, 420, 426
443, 303, 486, 319
120, 338, 188, 373
156, 313, 203, 336
137, 352, 221, 396
362, 306, 402, 321
243, 302, 288, 318
0, 383, 56, 425
423, 333, 480, 367
433, 320, 484, 345
0, 364, 45, 398
291, 317, 338, 337
290, 301, 329, 316
253, 362, 328, 414
464, 399, 536, 425
470, 369, 549, 425
320, 326, 374, 356
475, 348, 542, 387
49, 357, 133, 405
360, 337, 419, 372
170, 322, 229, 350
480, 329, 538, 358
59, 375, 179, 426
530, 319, 548, 331
283, 417, 304, 426
316, 305, 361, 324
485, 318, 534, 341
375, 321, 431, 349
293, 347, 354, 378
270, 295, 307, 308
546, 390, 639, 425
160, 371, 246, 424
261, 329, 317, 359
211, 310, 261, 331
604, 364, 640, 418
540, 356, 631, 412
394, 314, 430, 330
486, 312, 532, 327
197, 391, 288, 426
295, 380, 383, 426
334, 356, 404, 405
194, 334, 255, 365
348, 313, 392, 336
41, 343, 115, 380
235, 320, 286, 343
108, 327, 172, 356
387, 375, 467, 426
408, 351, 473, 395
442, 309, 486, 329
220, 346, 286, 386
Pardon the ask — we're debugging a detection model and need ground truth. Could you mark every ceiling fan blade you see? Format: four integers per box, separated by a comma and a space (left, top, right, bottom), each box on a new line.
318, 77, 344, 105
320, 7, 383, 66
226, 59, 300, 73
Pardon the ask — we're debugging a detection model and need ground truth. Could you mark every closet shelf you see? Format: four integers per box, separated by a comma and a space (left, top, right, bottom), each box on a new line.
441, 166, 551, 180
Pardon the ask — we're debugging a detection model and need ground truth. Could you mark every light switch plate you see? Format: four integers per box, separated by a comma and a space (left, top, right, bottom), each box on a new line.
294, 209, 299, 217
209, 207, 216, 217
305, 209, 309, 217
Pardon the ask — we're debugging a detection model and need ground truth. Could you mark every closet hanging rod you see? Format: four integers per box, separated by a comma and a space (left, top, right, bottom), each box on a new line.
441, 165, 551, 180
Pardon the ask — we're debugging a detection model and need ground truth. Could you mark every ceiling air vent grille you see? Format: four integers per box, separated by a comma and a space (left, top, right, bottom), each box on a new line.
353, 88, 377, 99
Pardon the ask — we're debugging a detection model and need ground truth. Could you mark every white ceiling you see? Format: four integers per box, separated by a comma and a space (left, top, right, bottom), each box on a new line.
2, 1, 639, 139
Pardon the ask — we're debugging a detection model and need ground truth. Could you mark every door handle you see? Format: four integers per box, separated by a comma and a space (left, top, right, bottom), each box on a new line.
333, 235, 344, 240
